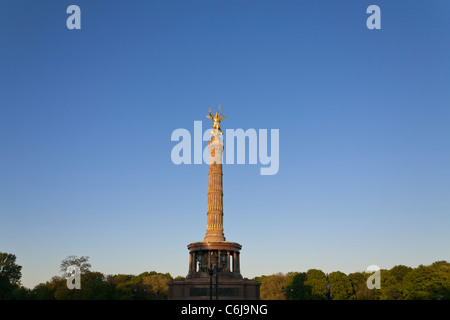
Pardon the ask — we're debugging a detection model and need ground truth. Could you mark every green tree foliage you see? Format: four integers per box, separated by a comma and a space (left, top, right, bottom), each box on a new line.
45, 272, 113, 300
11, 286, 31, 300
285, 272, 312, 300
0, 252, 22, 299
107, 271, 172, 300
304, 269, 327, 300
141, 273, 171, 299
390, 265, 413, 282
354, 280, 378, 300
329, 271, 352, 300
347, 272, 366, 300
260, 273, 288, 300
78, 272, 113, 299
379, 269, 400, 300
373, 265, 413, 300
114, 281, 137, 300
23, 277, 65, 300
4, 251, 449, 300
36, 277, 66, 300
253, 275, 269, 284
403, 263, 450, 300
60, 255, 91, 274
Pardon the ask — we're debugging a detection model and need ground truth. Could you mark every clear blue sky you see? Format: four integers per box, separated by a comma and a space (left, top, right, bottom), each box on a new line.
1, 1, 449, 288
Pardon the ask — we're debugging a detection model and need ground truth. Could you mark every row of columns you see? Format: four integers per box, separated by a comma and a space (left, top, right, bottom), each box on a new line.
189, 250, 240, 274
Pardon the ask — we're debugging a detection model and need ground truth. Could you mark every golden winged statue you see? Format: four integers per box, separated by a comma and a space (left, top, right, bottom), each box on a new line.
207, 105, 226, 135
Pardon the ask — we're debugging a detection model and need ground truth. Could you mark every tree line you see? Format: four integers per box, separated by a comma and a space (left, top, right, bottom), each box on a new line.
256, 261, 450, 300
1, 252, 449, 300
0, 254, 176, 300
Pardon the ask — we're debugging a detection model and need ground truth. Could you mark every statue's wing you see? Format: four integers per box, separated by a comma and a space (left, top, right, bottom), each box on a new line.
206, 115, 213, 119
218, 115, 226, 121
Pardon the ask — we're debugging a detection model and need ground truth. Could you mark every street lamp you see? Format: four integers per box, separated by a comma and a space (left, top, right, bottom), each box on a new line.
281, 286, 294, 300
197, 251, 227, 300
215, 252, 227, 300
325, 273, 332, 300
133, 286, 147, 300
390, 289, 400, 300
196, 251, 213, 300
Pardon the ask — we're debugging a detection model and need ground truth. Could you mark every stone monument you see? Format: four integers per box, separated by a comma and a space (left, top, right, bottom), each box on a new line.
168, 107, 261, 300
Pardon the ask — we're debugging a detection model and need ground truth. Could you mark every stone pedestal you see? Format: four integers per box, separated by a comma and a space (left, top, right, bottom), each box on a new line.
168, 277, 260, 300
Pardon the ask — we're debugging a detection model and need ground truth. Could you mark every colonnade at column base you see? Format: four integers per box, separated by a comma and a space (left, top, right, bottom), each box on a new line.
185, 241, 242, 279
168, 240, 261, 299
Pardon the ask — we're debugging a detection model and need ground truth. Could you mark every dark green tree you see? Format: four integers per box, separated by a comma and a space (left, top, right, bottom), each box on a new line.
284, 272, 311, 300
11, 286, 31, 300
304, 269, 327, 300
403, 264, 449, 300
114, 281, 137, 300
0, 252, 22, 299
141, 273, 171, 299
60, 255, 91, 274
390, 265, 413, 282
355, 280, 379, 300
348, 272, 366, 300
431, 261, 450, 268
33, 278, 64, 300
78, 272, 113, 299
329, 271, 352, 300
52, 272, 112, 300
260, 273, 289, 300
253, 275, 269, 284
379, 269, 399, 300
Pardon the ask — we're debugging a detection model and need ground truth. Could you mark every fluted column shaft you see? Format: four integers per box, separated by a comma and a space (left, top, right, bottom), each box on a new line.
204, 136, 225, 242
